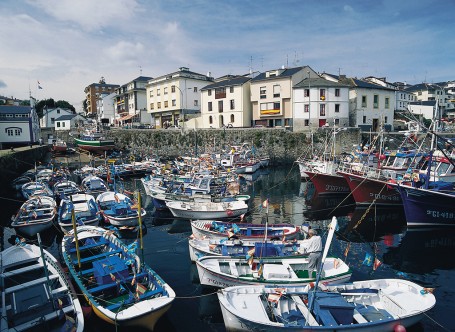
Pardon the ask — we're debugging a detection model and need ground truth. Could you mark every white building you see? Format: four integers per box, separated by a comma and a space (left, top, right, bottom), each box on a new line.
407, 100, 437, 120
55, 114, 87, 131
249, 66, 318, 128
97, 92, 116, 125
363, 77, 417, 112
146, 67, 214, 129
293, 76, 350, 131
0, 105, 40, 146
200, 76, 252, 128
40, 107, 73, 128
322, 74, 395, 131
114, 76, 152, 126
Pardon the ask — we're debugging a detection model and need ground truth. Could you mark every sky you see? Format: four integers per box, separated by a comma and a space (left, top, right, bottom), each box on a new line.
1, 0, 453, 111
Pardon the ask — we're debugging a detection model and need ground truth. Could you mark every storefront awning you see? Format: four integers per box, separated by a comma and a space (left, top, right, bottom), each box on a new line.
118, 114, 135, 121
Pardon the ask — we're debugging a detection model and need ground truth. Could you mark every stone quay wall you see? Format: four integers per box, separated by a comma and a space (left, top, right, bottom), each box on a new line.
104, 128, 363, 164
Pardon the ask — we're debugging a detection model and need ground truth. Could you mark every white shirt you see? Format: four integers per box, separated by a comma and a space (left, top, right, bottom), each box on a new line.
299, 235, 322, 254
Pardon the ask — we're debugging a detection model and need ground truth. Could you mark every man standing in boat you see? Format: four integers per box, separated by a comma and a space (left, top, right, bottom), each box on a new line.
299, 229, 323, 273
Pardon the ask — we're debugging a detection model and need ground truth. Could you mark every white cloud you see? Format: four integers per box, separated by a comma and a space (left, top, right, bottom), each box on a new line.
27, 0, 139, 31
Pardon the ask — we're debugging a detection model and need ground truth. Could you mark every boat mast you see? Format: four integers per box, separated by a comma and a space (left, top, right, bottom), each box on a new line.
307, 216, 338, 316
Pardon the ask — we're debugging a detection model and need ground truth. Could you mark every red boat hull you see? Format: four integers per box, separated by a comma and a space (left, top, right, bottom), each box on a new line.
338, 171, 402, 206
304, 171, 350, 195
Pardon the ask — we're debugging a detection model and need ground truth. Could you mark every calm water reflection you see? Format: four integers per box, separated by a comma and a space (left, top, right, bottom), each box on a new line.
1, 165, 454, 331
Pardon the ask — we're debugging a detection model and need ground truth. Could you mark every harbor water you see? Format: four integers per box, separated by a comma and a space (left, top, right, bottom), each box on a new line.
1, 165, 454, 331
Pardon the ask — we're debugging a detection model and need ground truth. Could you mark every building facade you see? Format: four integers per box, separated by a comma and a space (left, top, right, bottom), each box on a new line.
55, 114, 87, 131
250, 66, 318, 128
293, 76, 350, 131
114, 76, 152, 126
40, 107, 74, 128
0, 105, 40, 146
84, 80, 119, 117
146, 67, 214, 128
200, 76, 252, 128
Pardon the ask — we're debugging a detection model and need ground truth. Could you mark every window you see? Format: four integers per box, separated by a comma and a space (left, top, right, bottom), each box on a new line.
319, 104, 326, 116
320, 89, 326, 101
164, 101, 168, 108
385, 97, 390, 109
193, 87, 197, 92
335, 88, 340, 97
274, 102, 280, 110
230, 99, 235, 110
172, 100, 176, 106
373, 95, 379, 108
150, 103, 154, 110
230, 86, 234, 93
304, 119, 309, 126
218, 100, 223, 112
157, 88, 161, 96
363, 116, 366, 124
260, 86, 266, 99
51, 117, 55, 123
57, 122, 61, 127
418, 91, 422, 95
304, 104, 309, 112
194, 100, 198, 106
209, 116, 213, 124
335, 104, 340, 113
164, 87, 168, 95
57, 109, 60, 114
273, 85, 280, 98
7, 129, 13, 136
171, 85, 175, 93
62, 122, 66, 128
361, 95, 367, 107
304, 89, 309, 97
384, 116, 388, 124
208, 101, 212, 112
230, 114, 234, 123
215, 87, 226, 99
335, 118, 340, 125
157, 102, 161, 109
208, 89, 212, 96
15, 128, 21, 135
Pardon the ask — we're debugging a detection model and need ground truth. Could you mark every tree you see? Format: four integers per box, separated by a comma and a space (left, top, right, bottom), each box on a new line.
55, 100, 75, 113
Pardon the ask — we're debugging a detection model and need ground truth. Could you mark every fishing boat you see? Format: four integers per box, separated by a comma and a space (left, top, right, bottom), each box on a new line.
395, 182, 455, 227
189, 238, 310, 262
51, 138, 68, 154
74, 129, 115, 153
57, 193, 102, 232
53, 180, 81, 198
196, 255, 351, 288
0, 240, 84, 332
80, 175, 109, 197
20, 181, 53, 200
217, 279, 436, 331
191, 220, 302, 240
61, 226, 175, 329
166, 200, 248, 220
10, 196, 57, 237
96, 191, 146, 226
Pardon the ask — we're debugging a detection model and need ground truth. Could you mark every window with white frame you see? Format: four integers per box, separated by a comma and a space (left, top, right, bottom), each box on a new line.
260, 86, 266, 99
273, 85, 280, 98
230, 99, 235, 110
304, 104, 309, 112
320, 104, 326, 116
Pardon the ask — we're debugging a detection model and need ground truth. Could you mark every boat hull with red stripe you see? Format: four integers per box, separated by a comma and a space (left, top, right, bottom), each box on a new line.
304, 171, 350, 195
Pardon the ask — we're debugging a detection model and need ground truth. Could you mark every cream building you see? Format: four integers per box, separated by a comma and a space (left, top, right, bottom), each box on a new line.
200, 76, 252, 128
250, 66, 318, 128
146, 67, 213, 129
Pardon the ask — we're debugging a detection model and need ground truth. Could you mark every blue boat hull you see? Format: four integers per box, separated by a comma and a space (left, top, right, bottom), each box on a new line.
397, 185, 455, 226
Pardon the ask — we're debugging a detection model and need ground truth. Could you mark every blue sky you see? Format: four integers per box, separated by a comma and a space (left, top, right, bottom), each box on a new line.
0, 0, 453, 110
